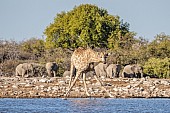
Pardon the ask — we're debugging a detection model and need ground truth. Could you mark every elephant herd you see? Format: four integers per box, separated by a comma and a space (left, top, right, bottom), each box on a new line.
15, 62, 143, 78
15, 62, 58, 77
93, 63, 143, 78
63, 63, 143, 78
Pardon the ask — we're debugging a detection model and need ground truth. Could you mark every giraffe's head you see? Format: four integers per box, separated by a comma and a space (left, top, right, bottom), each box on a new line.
93, 52, 108, 64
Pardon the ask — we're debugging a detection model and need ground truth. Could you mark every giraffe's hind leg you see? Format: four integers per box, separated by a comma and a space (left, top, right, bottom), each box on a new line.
83, 73, 90, 96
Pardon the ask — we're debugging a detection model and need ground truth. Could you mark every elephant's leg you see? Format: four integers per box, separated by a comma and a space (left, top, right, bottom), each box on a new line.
47, 70, 52, 77
134, 73, 137, 78
141, 73, 143, 78
105, 69, 109, 78
95, 70, 100, 77
53, 71, 56, 77
113, 73, 115, 78
131, 73, 135, 78
109, 71, 112, 78
117, 72, 120, 78
122, 72, 125, 78
83, 73, 90, 96
99, 70, 103, 77
15, 71, 19, 76
94, 75, 114, 98
21, 70, 26, 78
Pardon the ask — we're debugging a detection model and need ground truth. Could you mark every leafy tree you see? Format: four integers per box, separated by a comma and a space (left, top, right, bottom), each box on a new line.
44, 4, 131, 49
147, 33, 170, 58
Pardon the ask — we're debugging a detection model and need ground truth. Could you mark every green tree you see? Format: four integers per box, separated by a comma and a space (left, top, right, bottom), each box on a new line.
147, 33, 170, 58
44, 4, 131, 49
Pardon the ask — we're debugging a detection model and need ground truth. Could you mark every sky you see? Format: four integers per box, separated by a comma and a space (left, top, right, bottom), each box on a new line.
0, 0, 170, 42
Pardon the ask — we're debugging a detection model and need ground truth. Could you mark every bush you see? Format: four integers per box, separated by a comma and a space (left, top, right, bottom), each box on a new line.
143, 57, 170, 78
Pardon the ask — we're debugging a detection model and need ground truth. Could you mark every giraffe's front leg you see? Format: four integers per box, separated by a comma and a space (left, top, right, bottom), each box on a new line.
65, 70, 81, 98
94, 75, 114, 98
69, 63, 74, 87
83, 73, 90, 97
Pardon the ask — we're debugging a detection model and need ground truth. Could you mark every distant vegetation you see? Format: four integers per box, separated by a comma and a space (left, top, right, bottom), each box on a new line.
0, 4, 170, 78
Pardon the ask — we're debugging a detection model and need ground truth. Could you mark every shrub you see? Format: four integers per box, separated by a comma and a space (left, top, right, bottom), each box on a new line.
143, 57, 170, 78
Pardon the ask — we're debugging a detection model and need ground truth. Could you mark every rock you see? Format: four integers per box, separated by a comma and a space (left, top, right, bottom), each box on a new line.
39, 78, 47, 83
112, 87, 119, 92
39, 85, 45, 89
25, 84, 34, 88
52, 86, 59, 91
12, 85, 18, 89
126, 85, 131, 89
32, 78, 38, 83
49, 78, 56, 83
19, 82, 27, 85
59, 80, 65, 85
133, 78, 138, 82
161, 80, 170, 85
0, 76, 169, 98
150, 86, 156, 91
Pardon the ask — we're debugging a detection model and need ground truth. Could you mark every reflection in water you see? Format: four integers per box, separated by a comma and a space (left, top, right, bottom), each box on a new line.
70, 98, 98, 105
69, 98, 102, 112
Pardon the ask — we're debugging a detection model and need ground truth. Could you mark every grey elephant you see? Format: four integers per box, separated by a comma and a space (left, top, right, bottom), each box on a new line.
122, 64, 143, 78
31, 63, 46, 77
63, 71, 71, 77
106, 64, 121, 78
94, 62, 108, 77
45, 62, 58, 77
15, 63, 34, 77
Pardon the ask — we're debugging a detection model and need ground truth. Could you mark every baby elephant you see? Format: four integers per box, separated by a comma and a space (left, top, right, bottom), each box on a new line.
106, 64, 121, 78
45, 62, 58, 77
122, 64, 143, 78
16, 63, 34, 77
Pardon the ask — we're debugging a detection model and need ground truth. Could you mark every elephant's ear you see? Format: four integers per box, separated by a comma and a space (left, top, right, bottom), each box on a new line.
131, 65, 135, 71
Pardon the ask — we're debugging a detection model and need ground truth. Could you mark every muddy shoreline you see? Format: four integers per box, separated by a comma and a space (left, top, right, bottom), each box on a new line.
0, 76, 170, 98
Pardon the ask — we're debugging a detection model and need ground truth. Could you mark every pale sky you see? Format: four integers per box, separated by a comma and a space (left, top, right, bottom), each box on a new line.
0, 0, 170, 42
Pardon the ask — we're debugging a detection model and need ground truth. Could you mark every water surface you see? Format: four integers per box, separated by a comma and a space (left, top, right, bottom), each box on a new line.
0, 98, 169, 113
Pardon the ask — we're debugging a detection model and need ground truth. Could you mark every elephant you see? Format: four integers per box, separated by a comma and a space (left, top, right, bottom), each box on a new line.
31, 63, 46, 77
106, 64, 121, 78
63, 71, 71, 77
15, 63, 34, 77
122, 64, 143, 78
45, 62, 58, 77
94, 62, 108, 77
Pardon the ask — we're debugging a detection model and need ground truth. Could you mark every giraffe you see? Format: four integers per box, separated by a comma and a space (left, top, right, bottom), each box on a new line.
65, 47, 114, 98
